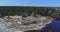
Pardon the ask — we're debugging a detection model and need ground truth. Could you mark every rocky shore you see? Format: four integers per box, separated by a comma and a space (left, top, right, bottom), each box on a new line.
0, 16, 53, 32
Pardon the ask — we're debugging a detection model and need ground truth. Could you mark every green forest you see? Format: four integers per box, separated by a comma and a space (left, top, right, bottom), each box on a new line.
0, 6, 60, 17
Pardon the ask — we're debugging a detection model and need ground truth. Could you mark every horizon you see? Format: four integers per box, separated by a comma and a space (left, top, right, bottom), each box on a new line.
0, 6, 60, 8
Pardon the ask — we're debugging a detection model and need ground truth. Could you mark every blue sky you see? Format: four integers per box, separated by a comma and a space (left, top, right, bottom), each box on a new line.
0, 0, 60, 7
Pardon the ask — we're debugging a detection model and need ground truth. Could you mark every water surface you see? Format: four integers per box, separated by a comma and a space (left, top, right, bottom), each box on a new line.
43, 20, 60, 32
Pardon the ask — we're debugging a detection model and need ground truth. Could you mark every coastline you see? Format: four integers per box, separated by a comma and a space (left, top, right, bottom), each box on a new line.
0, 16, 53, 32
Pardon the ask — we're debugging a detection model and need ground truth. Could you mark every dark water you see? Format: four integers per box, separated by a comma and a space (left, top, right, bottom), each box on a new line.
25, 20, 60, 32
42, 20, 60, 32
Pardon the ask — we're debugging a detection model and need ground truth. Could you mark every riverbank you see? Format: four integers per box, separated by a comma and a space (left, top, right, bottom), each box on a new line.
0, 16, 53, 32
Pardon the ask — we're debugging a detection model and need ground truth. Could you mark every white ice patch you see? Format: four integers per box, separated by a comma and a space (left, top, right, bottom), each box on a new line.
17, 22, 22, 24
0, 22, 6, 30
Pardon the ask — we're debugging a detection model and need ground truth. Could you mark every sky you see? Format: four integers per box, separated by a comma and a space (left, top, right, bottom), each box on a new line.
0, 0, 60, 7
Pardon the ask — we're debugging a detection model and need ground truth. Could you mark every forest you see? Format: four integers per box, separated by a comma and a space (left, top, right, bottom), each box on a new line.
0, 6, 60, 17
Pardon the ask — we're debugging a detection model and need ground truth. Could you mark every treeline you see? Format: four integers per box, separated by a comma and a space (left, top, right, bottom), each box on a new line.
0, 6, 59, 17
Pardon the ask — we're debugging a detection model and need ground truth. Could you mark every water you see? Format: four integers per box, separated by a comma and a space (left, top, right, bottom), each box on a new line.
42, 19, 60, 32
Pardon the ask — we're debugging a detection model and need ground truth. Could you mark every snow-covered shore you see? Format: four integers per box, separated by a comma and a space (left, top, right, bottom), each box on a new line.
0, 16, 53, 32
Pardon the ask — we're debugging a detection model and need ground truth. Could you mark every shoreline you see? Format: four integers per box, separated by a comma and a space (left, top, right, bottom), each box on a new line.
0, 16, 53, 32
